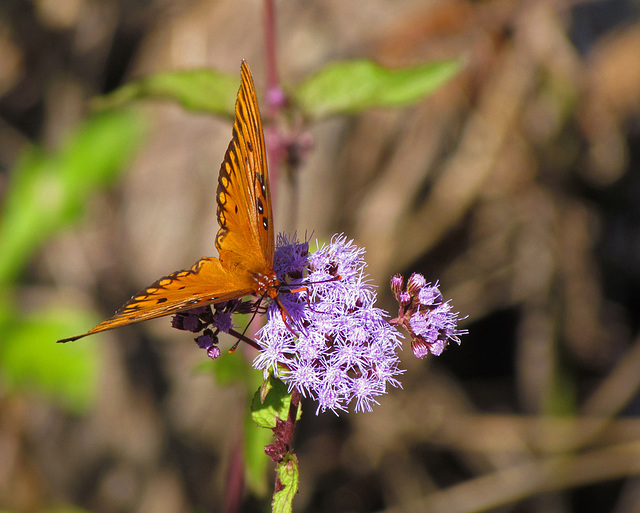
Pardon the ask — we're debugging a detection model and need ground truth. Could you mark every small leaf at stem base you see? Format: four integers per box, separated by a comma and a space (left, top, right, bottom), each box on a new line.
272, 453, 299, 513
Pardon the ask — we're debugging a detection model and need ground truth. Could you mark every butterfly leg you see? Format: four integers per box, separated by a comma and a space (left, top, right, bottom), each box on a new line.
281, 273, 342, 315
272, 294, 304, 337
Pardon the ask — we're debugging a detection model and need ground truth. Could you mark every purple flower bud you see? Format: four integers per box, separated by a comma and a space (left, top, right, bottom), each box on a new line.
407, 273, 426, 297
411, 337, 430, 359
398, 291, 412, 306
207, 345, 221, 360
390, 274, 404, 299
418, 285, 442, 306
195, 329, 217, 350
267, 86, 287, 110
409, 313, 429, 336
427, 337, 447, 357
212, 310, 233, 334
172, 306, 210, 332
391, 273, 466, 359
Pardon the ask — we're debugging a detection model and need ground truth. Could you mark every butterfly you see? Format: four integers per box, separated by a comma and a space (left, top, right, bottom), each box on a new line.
58, 61, 279, 343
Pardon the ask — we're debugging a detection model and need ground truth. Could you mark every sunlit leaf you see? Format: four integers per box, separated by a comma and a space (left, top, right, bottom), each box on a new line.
93, 69, 239, 117
244, 405, 273, 497
0, 307, 100, 413
272, 454, 299, 513
251, 375, 291, 429
295, 58, 463, 118
195, 339, 272, 496
0, 109, 145, 286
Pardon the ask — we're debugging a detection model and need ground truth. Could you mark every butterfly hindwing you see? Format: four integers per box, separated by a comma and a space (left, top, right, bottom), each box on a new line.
216, 61, 273, 272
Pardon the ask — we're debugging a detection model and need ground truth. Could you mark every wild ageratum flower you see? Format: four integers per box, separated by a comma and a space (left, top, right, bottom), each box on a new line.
253, 234, 405, 414
172, 234, 465, 414
390, 273, 466, 358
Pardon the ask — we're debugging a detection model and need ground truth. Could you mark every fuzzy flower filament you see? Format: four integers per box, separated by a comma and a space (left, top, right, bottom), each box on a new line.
254, 234, 404, 414
171, 235, 465, 414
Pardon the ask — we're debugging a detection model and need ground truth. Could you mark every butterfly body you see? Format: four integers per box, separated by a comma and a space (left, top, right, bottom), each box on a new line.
58, 61, 277, 343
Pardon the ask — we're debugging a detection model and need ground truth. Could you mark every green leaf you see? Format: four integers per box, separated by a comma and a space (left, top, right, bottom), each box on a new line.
0, 307, 100, 414
0, 109, 145, 286
192, 330, 274, 497
93, 69, 239, 117
272, 454, 299, 513
194, 340, 275, 497
243, 404, 273, 497
208, 348, 254, 386
251, 375, 291, 429
259, 372, 274, 403
195, 360, 273, 497
295, 58, 463, 118
0, 109, 141, 410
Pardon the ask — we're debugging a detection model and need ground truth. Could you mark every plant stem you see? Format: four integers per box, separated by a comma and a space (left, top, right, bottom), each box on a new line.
263, 0, 280, 119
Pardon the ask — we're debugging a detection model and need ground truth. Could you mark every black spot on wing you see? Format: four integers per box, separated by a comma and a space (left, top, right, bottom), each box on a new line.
256, 173, 266, 196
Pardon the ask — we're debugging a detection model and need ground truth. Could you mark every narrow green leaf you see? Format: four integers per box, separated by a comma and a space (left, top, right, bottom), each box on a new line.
0, 109, 145, 286
243, 405, 273, 497
251, 375, 291, 429
208, 349, 253, 386
93, 69, 239, 117
0, 307, 100, 413
295, 58, 463, 118
193, 332, 274, 497
272, 454, 299, 513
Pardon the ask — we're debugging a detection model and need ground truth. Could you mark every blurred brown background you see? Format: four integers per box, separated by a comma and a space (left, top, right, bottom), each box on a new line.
2, 0, 640, 512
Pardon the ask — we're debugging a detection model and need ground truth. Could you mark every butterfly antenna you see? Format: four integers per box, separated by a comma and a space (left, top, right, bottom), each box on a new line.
228, 295, 266, 353
227, 327, 262, 352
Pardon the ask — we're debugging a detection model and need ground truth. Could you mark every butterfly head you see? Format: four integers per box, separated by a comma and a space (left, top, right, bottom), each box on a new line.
253, 269, 280, 299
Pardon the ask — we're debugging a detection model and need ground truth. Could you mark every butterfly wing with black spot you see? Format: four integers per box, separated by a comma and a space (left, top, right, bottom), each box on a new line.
57, 61, 271, 343
57, 257, 255, 342
216, 60, 274, 274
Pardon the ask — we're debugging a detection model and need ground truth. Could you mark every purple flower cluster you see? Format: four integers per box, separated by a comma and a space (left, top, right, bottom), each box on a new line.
253, 234, 404, 414
390, 273, 466, 358
172, 234, 465, 414
172, 300, 253, 359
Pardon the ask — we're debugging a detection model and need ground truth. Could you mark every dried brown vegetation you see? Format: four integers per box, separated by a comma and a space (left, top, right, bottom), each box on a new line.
1, 0, 640, 512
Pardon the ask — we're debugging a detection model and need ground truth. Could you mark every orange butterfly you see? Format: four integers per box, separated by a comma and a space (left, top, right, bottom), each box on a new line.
59, 61, 279, 343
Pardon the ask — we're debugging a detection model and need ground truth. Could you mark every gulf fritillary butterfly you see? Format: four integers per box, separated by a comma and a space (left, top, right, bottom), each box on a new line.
58, 61, 279, 343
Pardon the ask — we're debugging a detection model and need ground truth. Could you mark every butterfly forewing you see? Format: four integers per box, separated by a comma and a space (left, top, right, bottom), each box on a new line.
216, 61, 273, 272
58, 61, 275, 343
